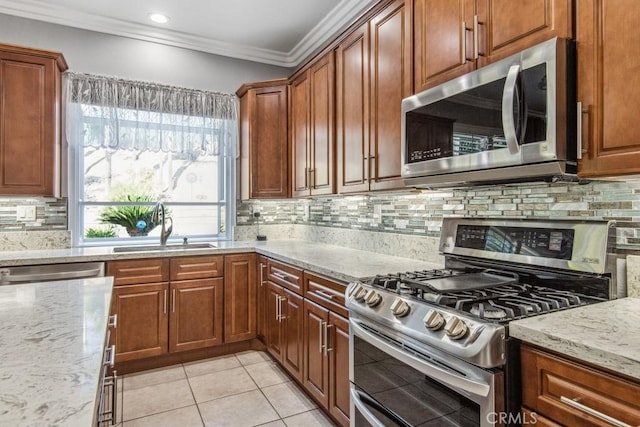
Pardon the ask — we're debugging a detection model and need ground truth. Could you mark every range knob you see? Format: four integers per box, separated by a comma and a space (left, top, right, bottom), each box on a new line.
390, 299, 411, 317
350, 285, 367, 302
364, 289, 382, 307
445, 317, 468, 340
423, 309, 445, 331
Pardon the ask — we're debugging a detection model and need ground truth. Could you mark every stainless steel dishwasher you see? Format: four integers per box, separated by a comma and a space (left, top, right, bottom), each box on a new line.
0, 261, 105, 284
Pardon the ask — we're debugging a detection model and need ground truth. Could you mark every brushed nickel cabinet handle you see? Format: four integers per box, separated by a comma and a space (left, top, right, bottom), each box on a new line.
461, 21, 467, 63
260, 263, 266, 285
560, 396, 632, 427
108, 314, 117, 329
172, 289, 176, 313
324, 323, 333, 356
163, 290, 168, 314
318, 321, 325, 354
315, 289, 337, 300
279, 296, 287, 320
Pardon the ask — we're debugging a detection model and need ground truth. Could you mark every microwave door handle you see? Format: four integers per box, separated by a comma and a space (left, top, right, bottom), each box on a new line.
502, 64, 521, 155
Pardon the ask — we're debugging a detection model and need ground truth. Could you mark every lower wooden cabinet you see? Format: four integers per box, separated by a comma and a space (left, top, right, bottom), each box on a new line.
224, 254, 257, 343
265, 280, 304, 382
302, 300, 350, 426
521, 344, 640, 426
110, 282, 169, 362
169, 278, 223, 353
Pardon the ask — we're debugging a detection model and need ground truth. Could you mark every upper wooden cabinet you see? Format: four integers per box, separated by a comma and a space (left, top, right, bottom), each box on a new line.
577, 0, 640, 177
0, 43, 68, 196
238, 80, 290, 199
413, 0, 572, 92
291, 52, 335, 197
336, 0, 411, 194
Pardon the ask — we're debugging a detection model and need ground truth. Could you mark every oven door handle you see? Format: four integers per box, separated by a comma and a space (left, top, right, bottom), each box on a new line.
351, 319, 491, 397
351, 388, 412, 427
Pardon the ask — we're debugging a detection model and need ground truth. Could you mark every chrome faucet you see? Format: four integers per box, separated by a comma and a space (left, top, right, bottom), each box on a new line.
151, 202, 173, 246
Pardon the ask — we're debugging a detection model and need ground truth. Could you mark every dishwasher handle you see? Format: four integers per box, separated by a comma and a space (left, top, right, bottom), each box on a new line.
0, 262, 105, 284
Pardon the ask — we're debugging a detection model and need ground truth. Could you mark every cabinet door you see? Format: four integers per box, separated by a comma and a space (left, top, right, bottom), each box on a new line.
369, 0, 411, 191
224, 254, 257, 343
250, 85, 289, 198
282, 288, 304, 382
111, 282, 169, 362
329, 312, 350, 427
413, 0, 475, 92
0, 46, 65, 196
309, 51, 335, 196
169, 278, 223, 352
478, 0, 573, 66
290, 70, 311, 197
577, 0, 640, 177
257, 256, 269, 342
266, 281, 285, 360
336, 22, 370, 194
107, 259, 169, 286
303, 299, 330, 408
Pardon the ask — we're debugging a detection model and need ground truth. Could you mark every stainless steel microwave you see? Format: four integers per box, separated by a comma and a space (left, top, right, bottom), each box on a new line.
401, 37, 577, 188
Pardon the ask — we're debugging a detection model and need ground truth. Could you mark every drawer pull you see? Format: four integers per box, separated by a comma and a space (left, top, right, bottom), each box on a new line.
108, 314, 117, 329
315, 289, 337, 300
560, 396, 632, 427
104, 344, 116, 368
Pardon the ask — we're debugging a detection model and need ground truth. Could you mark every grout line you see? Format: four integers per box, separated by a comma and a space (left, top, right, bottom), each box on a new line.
183, 362, 207, 427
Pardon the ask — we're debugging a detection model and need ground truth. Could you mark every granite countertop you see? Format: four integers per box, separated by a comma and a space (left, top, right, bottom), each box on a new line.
0, 276, 114, 426
510, 297, 640, 382
0, 239, 442, 283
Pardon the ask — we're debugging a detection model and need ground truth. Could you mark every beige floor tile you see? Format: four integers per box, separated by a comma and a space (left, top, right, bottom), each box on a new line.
282, 409, 336, 427
188, 366, 258, 403
123, 365, 186, 391
123, 405, 203, 427
244, 361, 290, 388
262, 381, 318, 419
184, 354, 241, 378
235, 350, 272, 366
198, 389, 280, 427
122, 378, 195, 421
256, 421, 287, 427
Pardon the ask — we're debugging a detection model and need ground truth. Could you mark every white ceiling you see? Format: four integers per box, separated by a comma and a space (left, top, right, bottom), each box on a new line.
0, 0, 378, 67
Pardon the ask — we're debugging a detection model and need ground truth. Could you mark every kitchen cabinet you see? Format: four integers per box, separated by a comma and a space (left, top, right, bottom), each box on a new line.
290, 51, 335, 197
577, 0, 640, 177
302, 272, 350, 427
266, 280, 304, 382
0, 43, 68, 196
521, 344, 640, 426
224, 254, 257, 343
108, 255, 225, 362
412, 0, 573, 92
336, 0, 411, 194
108, 259, 170, 362
264, 258, 304, 381
237, 80, 290, 199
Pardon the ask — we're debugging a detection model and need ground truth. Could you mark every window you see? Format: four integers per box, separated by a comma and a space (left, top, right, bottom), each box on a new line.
66, 74, 237, 246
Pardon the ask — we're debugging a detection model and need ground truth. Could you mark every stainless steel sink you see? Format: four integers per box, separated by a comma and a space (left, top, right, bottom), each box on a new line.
112, 243, 216, 253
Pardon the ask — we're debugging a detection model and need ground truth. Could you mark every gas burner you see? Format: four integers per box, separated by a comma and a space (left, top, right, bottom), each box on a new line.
470, 302, 509, 320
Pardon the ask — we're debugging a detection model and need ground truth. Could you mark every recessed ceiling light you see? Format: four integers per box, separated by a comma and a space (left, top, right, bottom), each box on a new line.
149, 13, 170, 24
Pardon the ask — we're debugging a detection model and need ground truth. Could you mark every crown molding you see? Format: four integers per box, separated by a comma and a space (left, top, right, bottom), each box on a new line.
0, 0, 376, 68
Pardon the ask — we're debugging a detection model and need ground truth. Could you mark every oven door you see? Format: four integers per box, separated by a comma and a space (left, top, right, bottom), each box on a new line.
349, 315, 503, 427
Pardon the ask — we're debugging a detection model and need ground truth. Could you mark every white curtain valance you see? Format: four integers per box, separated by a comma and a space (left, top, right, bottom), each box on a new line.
66, 73, 238, 157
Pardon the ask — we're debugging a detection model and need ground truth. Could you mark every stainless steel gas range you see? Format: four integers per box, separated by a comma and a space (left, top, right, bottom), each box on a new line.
346, 217, 617, 427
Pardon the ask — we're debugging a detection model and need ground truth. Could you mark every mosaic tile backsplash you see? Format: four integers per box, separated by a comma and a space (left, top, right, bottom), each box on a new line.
237, 179, 640, 253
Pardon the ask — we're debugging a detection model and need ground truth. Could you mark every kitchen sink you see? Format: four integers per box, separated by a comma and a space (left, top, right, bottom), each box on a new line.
112, 243, 216, 253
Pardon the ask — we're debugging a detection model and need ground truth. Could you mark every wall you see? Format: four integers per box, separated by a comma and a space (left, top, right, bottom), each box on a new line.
0, 13, 291, 92
236, 179, 640, 253
0, 13, 291, 247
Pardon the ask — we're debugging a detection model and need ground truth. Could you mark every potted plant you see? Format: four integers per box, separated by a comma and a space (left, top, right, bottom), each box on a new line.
99, 194, 158, 237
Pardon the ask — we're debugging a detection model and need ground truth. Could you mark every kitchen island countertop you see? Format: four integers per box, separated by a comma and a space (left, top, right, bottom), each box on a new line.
0, 276, 114, 426
510, 297, 640, 381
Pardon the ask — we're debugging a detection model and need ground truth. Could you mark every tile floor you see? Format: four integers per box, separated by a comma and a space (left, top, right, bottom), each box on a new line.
116, 350, 338, 427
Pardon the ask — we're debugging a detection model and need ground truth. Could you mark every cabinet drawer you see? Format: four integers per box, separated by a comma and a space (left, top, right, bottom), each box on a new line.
521, 345, 640, 426
304, 272, 348, 318
170, 255, 224, 280
268, 259, 303, 294
107, 259, 169, 285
